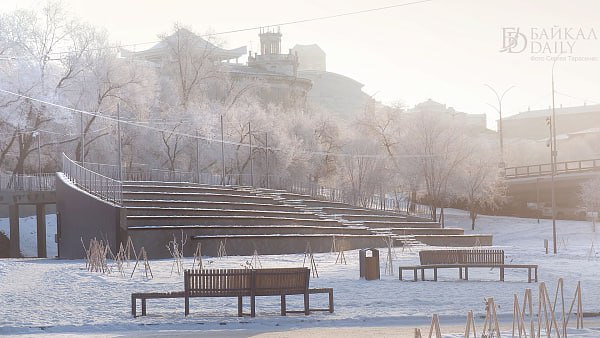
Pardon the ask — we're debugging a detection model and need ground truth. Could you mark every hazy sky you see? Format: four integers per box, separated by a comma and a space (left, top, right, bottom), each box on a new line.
2, 0, 600, 129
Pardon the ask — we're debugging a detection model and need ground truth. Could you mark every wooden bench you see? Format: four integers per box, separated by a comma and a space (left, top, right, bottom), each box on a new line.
398, 249, 538, 283
131, 267, 333, 317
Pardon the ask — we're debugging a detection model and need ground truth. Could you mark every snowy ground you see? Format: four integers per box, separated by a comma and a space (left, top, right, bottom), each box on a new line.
1, 210, 600, 337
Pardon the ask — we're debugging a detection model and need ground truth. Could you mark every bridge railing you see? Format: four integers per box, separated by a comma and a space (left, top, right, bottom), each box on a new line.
0, 173, 55, 191
505, 158, 600, 179
62, 154, 122, 204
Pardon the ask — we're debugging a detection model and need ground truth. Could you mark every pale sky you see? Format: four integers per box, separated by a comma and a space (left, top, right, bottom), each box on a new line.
2, 0, 600, 130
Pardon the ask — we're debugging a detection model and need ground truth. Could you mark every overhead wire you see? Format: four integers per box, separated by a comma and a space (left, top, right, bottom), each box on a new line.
0, 88, 436, 159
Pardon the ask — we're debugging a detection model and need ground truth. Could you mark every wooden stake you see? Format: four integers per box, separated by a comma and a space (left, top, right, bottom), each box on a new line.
251, 249, 262, 268
335, 239, 347, 265
192, 242, 203, 270
565, 281, 584, 330
465, 310, 477, 338
482, 297, 501, 338
384, 236, 395, 275
428, 314, 442, 338
217, 240, 227, 258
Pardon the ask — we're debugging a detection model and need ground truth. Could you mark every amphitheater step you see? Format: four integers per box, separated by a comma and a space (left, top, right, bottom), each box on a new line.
362, 221, 441, 229
123, 183, 258, 196
369, 227, 464, 236
123, 191, 276, 203
127, 224, 371, 236
126, 215, 343, 227
125, 207, 323, 219
334, 214, 408, 222
123, 200, 303, 212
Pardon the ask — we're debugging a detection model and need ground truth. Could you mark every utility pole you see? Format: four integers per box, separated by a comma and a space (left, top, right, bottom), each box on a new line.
220, 115, 225, 186
117, 103, 122, 181
196, 130, 201, 184
37, 132, 41, 175
80, 111, 85, 164
484, 84, 515, 168
550, 56, 560, 255
265, 132, 269, 189
248, 122, 253, 187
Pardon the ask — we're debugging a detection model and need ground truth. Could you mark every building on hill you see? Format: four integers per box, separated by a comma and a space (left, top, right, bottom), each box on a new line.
120, 28, 246, 63
299, 69, 372, 119
123, 27, 311, 108
292, 44, 326, 72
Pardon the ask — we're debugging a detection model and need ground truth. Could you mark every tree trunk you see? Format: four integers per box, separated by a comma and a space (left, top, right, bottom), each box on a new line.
470, 209, 477, 230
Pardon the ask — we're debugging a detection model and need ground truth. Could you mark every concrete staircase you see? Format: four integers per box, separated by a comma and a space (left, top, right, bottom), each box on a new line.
121, 181, 492, 257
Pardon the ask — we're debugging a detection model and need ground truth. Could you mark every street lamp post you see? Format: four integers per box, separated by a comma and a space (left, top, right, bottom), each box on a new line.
550, 56, 561, 255
484, 84, 515, 167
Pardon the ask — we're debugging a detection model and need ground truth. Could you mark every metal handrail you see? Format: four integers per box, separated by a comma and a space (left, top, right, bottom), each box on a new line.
505, 158, 600, 179
65, 157, 431, 218
62, 154, 122, 204
193, 173, 431, 219
0, 173, 55, 191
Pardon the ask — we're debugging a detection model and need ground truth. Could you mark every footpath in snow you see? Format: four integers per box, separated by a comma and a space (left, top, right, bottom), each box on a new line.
1, 210, 600, 337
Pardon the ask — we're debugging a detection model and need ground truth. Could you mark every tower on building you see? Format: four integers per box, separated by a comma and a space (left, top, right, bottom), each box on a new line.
248, 26, 298, 77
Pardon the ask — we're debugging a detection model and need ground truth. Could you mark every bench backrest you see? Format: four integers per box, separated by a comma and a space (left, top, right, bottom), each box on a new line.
419, 249, 504, 265
253, 268, 310, 296
184, 267, 310, 296
185, 269, 252, 296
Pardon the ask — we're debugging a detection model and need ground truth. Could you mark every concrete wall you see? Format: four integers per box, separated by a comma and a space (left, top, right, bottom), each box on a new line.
127, 229, 389, 258
414, 235, 493, 247
55, 173, 126, 259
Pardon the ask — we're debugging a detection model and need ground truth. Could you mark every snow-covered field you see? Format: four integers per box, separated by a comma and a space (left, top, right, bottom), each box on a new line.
1, 210, 600, 337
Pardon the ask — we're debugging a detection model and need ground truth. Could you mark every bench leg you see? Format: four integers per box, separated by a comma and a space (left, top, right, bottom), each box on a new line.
399, 268, 403, 281
500, 267, 505, 282
185, 296, 189, 316
528, 268, 531, 283
465, 267, 469, 280
413, 268, 417, 281
238, 296, 243, 317
131, 295, 136, 317
459, 267, 463, 280
251, 295, 256, 317
433, 268, 437, 281
328, 289, 334, 313
281, 295, 286, 316
142, 299, 147, 316
421, 268, 425, 281
304, 292, 310, 315
535, 267, 538, 282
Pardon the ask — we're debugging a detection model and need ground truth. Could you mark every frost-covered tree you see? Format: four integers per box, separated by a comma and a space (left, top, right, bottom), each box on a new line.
451, 139, 506, 229
0, 1, 76, 173
580, 175, 600, 216
400, 111, 472, 221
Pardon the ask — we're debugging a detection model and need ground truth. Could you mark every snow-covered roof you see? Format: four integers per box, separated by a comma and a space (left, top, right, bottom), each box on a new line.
505, 104, 600, 120
122, 28, 246, 61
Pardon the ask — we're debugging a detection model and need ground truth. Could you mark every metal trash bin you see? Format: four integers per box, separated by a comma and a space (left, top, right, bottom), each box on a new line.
359, 248, 380, 280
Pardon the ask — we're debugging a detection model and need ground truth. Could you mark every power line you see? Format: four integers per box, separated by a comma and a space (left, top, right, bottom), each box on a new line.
0, 88, 436, 159
42, 0, 435, 57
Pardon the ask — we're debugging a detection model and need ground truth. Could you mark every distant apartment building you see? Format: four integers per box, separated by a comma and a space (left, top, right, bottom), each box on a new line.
409, 99, 488, 132
502, 104, 600, 162
502, 104, 600, 140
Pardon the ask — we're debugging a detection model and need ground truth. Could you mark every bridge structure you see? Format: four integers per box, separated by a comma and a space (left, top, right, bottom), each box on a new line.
503, 158, 600, 216
0, 174, 56, 258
